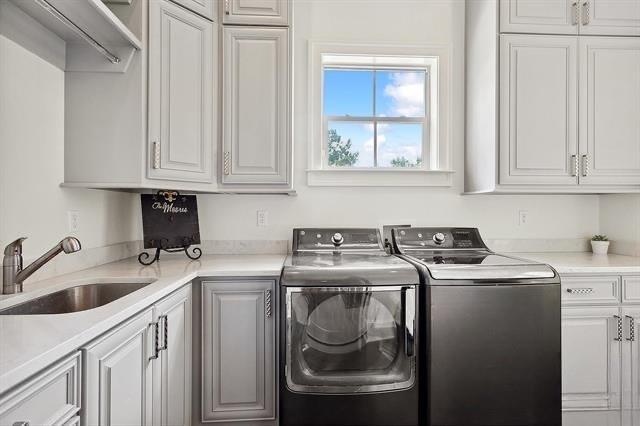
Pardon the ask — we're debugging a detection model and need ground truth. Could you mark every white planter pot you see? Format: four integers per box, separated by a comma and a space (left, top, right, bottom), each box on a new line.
591, 241, 610, 255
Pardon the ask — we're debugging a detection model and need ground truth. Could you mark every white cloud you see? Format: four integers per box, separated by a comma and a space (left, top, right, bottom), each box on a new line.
383, 72, 424, 117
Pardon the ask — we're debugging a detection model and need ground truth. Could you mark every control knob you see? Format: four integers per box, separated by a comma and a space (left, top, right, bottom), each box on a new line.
433, 232, 446, 245
331, 232, 344, 246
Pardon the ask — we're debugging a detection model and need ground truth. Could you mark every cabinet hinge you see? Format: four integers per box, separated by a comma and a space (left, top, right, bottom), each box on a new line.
223, 151, 231, 175
153, 142, 161, 169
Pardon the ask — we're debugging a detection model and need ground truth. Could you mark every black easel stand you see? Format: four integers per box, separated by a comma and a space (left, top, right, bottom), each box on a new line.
138, 245, 202, 266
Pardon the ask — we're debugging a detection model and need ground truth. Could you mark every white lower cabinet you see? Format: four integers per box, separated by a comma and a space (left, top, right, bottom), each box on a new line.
201, 280, 276, 423
0, 352, 81, 426
562, 274, 640, 426
83, 284, 192, 426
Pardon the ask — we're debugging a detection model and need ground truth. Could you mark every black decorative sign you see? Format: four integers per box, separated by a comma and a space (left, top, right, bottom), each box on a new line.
138, 191, 202, 265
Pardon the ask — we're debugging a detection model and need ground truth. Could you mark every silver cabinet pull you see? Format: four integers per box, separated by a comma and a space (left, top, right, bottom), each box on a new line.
265, 289, 272, 318
627, 315, 636, 342
566, 287, 593, 295
224, 0, 230, 15
582, 1, 590, 25
159, 315, 168, 351
571, 154, 578, 177
13, 422, 30, 426
582, 154, 590, 177
153, 142, 161, 169
614, 315, 623, 342
572, 2, 578, 25
223, 151, 231, 175
149, 321, 160, 360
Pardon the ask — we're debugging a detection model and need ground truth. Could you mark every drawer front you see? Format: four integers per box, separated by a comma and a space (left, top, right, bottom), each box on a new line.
561, 276, 620, 305
0, 352, 81, 426
623, 276, 640, 304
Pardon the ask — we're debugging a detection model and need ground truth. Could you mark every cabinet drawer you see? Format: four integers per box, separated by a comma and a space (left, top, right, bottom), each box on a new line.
561, 276, 620, 305
0, 352, 81, 426
623, 276, 640, 304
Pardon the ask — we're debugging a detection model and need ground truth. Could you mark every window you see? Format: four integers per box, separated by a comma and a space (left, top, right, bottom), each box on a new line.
324, 68, 426, 169
309, 43, 453, 186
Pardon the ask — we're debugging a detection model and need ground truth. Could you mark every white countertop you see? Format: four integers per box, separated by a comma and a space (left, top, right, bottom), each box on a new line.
0, 254, 286, 395
515, 252, 640, 274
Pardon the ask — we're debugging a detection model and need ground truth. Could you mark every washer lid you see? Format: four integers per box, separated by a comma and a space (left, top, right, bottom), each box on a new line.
410, 252, 557, 280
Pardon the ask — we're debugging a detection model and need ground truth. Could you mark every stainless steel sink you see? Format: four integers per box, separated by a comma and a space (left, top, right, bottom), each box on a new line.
0, 282, 154, 315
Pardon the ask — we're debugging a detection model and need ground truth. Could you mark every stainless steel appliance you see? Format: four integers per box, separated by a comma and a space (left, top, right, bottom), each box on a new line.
280, 228, 421, 426
390, 227, 561, 426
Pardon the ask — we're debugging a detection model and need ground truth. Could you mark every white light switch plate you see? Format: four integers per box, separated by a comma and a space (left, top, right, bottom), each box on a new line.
68, 210, 80, 232
257, 210, 269, 227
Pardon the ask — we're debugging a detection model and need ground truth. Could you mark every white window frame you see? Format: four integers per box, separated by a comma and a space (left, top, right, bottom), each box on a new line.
308, 42, 454, 187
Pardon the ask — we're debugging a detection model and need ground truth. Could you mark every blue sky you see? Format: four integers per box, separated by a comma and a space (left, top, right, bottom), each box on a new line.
324, 69, 425, 167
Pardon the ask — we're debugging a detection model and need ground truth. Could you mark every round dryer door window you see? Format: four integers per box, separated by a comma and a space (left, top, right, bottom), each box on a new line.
285, 285, 416, 394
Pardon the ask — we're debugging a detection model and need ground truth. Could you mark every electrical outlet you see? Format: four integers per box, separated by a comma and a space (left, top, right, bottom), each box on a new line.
518, 210, 529, 226
68, 210, 80, 232
257, 210, 269, 227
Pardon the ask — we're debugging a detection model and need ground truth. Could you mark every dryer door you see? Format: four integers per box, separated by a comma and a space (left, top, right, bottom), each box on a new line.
285, 285, 416, 394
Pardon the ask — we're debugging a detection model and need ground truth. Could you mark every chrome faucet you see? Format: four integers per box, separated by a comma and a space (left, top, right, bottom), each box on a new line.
2, 237, 82, 294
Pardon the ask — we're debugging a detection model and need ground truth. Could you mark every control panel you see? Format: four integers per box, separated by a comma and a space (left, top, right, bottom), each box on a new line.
292, 228, 383, 251
391, 227, 487, 251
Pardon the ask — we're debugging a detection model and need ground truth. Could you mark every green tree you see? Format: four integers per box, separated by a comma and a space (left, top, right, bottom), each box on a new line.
390, 156, 422, 168
328, 129, 359, 167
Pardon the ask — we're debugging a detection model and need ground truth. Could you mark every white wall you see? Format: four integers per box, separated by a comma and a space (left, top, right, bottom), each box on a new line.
0, 9, 139, 262
196, 0, 600, 243
600, 195, 640, 256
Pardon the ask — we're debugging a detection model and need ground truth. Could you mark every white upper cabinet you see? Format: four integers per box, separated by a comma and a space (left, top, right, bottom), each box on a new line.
148, 0, 215, 184
221, 26, 291, 186
171, 0, 216, 21
499, 34, 579, 185
579, 0, 640, 36
578, 37, 640, 186
500, 0, 640, 35
222, 0, 289, 26
500, 0, 579, 34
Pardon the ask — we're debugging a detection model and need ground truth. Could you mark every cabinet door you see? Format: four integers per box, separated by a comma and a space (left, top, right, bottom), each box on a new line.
222, 27, 290, 185
499, 34, 579, 185
83, 308, 154, 426
202, 280, 276, 422
152, 285, 192, 426
579, 37, 640, 186
562, 306, 622, 410
500, 0, 579, 34
579, 0, 640, 36
148, 0, 215, 183
171, 0, 216, 21
623, 307, 640, 426
222, 0, 289, 26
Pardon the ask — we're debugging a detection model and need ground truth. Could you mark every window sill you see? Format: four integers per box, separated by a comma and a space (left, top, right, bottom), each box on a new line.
306, 169, 455, 187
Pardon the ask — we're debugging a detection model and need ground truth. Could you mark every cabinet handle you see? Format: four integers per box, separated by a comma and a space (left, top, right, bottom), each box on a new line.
265, 289, 272, 318
224, 0, 230, 15
566, 287, 593, 295
614, 315, 623, 342
582, 1, 590, 25
572, 2, 578, 25
223, 151, 231, 175
571, 154, 578, 177
159, 315, 168, 351
627, 316, 636, 342
582, 154, 590, 177
149, 321, 160, 360
13, 422, 30, 426
153, 142, 161, 169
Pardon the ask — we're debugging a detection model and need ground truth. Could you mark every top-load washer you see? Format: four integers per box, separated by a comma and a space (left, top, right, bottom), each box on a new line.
280, 228, 421, 426
390, 227, 561, 426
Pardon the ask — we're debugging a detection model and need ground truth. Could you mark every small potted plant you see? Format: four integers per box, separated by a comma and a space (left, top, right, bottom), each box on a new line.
591, 235, 610, 255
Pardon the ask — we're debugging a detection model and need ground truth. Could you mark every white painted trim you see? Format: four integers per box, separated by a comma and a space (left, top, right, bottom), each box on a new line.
308, 41, 453, 186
